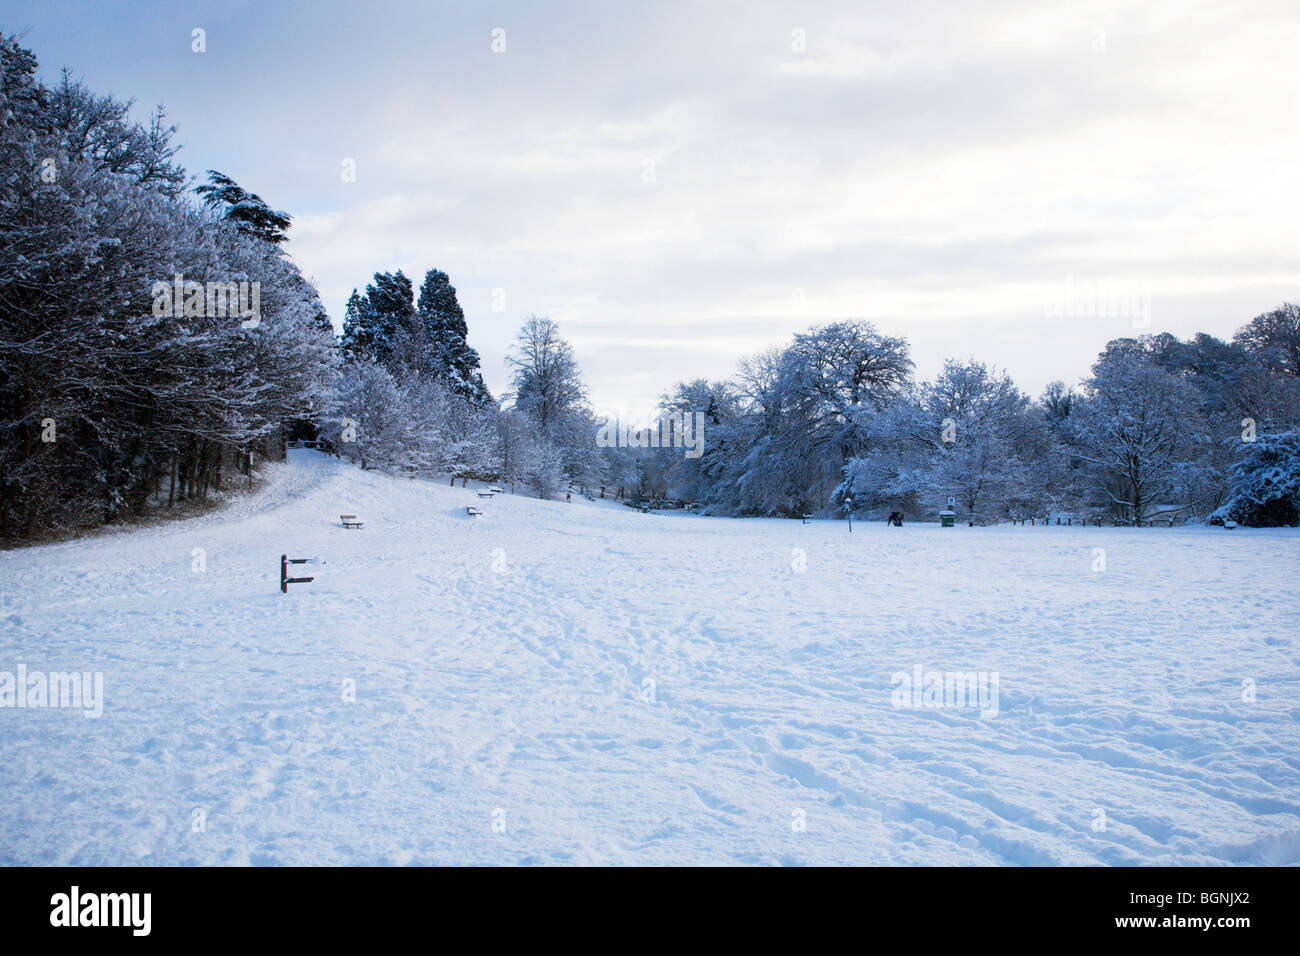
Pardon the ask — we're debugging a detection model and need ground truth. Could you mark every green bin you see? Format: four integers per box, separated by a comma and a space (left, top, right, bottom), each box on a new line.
939, 509, 955, 528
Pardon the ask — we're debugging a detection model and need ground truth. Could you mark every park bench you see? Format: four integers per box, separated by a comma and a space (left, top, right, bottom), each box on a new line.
799, 513, 813, 524
489, 486, 504, 495
466, 506, 483, 517
339, 514, 364, 529
476, 491, 494, 499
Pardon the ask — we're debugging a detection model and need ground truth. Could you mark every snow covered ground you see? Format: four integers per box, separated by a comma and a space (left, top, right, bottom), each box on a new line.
2, 449, 1298, 865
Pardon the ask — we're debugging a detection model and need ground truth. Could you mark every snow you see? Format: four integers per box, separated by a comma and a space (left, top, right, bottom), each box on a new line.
2, 449, 1298, 865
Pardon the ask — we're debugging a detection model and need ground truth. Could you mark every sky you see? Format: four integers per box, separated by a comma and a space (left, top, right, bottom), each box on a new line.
4, 0, 1298, 416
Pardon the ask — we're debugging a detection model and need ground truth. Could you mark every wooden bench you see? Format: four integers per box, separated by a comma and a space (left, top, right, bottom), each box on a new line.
466, 506, 483, 517
340, 514, 364, 529
489, 486, 504, 495
476, 491, 494, 499
799, 513, 813, 524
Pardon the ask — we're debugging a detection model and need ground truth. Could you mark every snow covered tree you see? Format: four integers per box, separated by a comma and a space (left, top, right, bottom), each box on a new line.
1235, 303, 1300, 379
657, 379, 741, 507
1040, 381, 1076, 427
328, 360, 408, 471
520, 436, 567, 500
1213, 428, 1300, 526
46, 71, 188, 197
712, 323, 915, 515
195, 170, 292, 244
923, 360, 1039, 521
0, 33, 336, 538
1088, 331, 1300, 518
779, 322, 912, 461
599, 443, 642, 500
501, 316, 605, 496
838, 402, 933, 517
836, 360, 1043, 523
441, 385, 498, 482
494, 408, 532, 490
414, 269, 489, 404
339, 271, 416, 366
1067, 353, 1204, 525
331, 266, 501, 485
508, 315, 588, 438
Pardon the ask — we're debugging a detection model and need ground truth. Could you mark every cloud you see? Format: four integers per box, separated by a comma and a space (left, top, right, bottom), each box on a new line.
19, 0, 1298, 410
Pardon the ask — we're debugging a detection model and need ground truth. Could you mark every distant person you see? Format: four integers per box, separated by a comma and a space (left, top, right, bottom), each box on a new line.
888, 511, 903, 527
566, 491, 572, 504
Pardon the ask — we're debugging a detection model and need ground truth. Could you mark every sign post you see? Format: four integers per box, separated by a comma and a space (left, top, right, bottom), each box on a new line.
280, 554, 318, 593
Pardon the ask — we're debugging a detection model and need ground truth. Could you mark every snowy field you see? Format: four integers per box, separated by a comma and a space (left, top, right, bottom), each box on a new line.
2, 449, 1298, 866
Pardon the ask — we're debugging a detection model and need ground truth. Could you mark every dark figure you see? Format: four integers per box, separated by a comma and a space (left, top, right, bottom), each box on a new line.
566, 492, 572, 504
887, 511, 903, 527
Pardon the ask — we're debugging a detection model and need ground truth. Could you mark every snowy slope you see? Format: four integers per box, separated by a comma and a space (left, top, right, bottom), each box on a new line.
2, 449, 1298, 865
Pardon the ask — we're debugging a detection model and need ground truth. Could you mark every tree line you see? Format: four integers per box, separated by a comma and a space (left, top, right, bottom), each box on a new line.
1, 33, 335, 540
645, 314, 1300, 526
327, 270, 605, 501
3, 30, 1298, 541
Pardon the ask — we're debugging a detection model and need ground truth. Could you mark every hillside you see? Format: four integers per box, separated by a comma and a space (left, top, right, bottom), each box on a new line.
2, 449, 1298, 865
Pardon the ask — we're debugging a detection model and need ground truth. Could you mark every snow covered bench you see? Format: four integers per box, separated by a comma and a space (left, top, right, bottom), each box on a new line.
466, 506, 483, 517
339, 514, 364, 529
476, 491, 494, 499
489, 486, 504, 495
798, 513, 813, 524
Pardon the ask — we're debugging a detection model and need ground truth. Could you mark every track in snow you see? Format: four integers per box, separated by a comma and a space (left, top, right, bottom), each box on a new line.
2, 449, 1298, 865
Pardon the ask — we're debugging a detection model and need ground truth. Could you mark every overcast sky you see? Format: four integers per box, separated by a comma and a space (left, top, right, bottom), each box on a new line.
6, 0, 1298, 415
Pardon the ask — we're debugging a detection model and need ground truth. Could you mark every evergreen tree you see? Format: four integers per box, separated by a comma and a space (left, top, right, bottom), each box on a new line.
340, 290, 368, 358
1214, 428, 1300, 526
415, 269, 489, 403
339, 271, 416, 367
195, 170, 292, 244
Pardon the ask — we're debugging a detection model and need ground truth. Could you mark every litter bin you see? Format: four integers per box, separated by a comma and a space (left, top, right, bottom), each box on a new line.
939, 509, 955, 528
